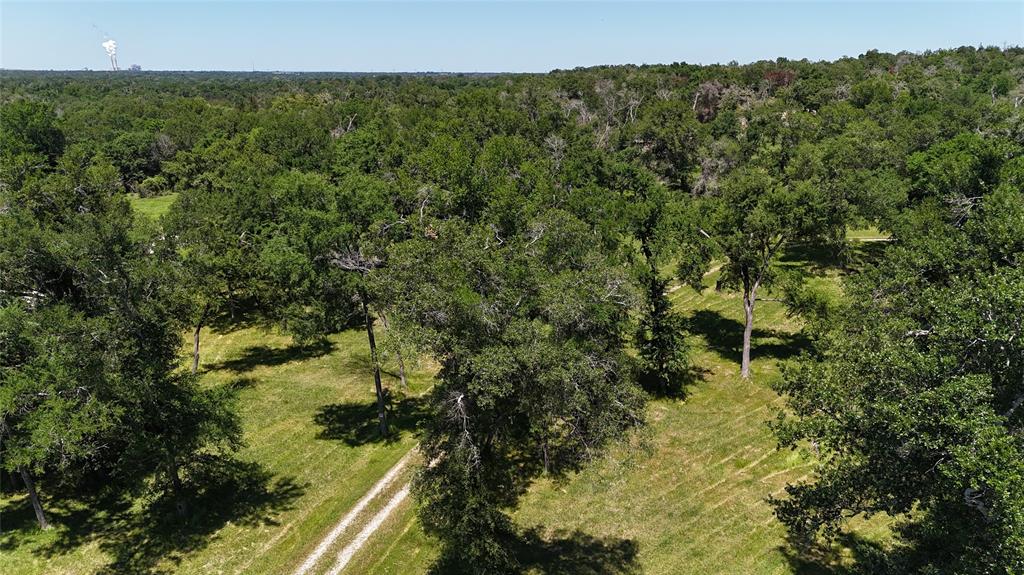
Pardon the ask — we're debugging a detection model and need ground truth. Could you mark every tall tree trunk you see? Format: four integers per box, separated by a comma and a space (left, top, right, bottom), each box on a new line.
741, 276, 758, 380
168, 456, 188, 518
192, 324, 202, 374
192, 303, 209, 374
380, 313, 408, 390
395, 350, 408, 391
740, 237, 783, 379
362, 297, 388, 436
226, 280, 237, 319
19, 467, 49, 530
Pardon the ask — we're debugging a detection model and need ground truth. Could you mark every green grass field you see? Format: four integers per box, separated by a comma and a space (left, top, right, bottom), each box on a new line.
349, 262, 890, 575
0, 327, 431, 574
845, 226, 891, 242
1, 226, 889, 574
128, 193, 178, 220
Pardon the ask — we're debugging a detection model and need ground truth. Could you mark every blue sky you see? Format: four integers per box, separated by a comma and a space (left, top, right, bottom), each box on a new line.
2, 1, 1022, 72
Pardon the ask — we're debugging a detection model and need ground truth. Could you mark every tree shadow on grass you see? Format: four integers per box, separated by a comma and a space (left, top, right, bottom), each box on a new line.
8, 457, 304, 575
314, 393, 429, 446
781, 531, 890, 575
226, 376, 259, 391
429, 528, 640, 575
99, 457, 304, 574
780, 240, 889, 275
339, 352, 407, 383
0, 489, 131, 555
637, 364, 707, 400
845, 241, 889, 270
683, 309, 811, 366
206, 340, 336, 374
515, 528, 641, 574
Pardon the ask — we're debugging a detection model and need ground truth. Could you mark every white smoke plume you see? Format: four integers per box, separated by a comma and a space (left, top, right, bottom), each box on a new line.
101, 39, 119, 71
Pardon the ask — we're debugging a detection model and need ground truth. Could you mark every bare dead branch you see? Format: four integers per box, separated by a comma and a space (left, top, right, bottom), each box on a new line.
328, 248, 383, 273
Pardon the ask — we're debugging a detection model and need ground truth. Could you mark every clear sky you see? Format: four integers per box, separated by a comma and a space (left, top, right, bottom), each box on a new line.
2, 1, 1022, 72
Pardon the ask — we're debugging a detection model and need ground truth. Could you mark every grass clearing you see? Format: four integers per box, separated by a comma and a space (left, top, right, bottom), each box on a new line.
0, 326, 431, 575
845, 226, 890, 242
128, 192, 178, 220
2, 233, 890, 574
357, 251, 891, 575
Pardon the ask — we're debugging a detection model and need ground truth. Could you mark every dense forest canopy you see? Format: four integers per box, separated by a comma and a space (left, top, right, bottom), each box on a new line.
1, 45, 1022, 574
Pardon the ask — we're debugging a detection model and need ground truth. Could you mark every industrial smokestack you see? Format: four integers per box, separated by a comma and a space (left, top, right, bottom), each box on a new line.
102, 39, 118, 71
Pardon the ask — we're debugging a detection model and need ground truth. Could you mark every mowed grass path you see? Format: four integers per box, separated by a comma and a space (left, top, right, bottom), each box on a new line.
0, 327, 431, 575
355, 261, 889, 574
1, 197, 888, 575
3, 193, 434, 574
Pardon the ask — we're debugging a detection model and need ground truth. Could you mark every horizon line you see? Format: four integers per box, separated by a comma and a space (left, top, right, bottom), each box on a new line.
3, 43, 1022, 75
